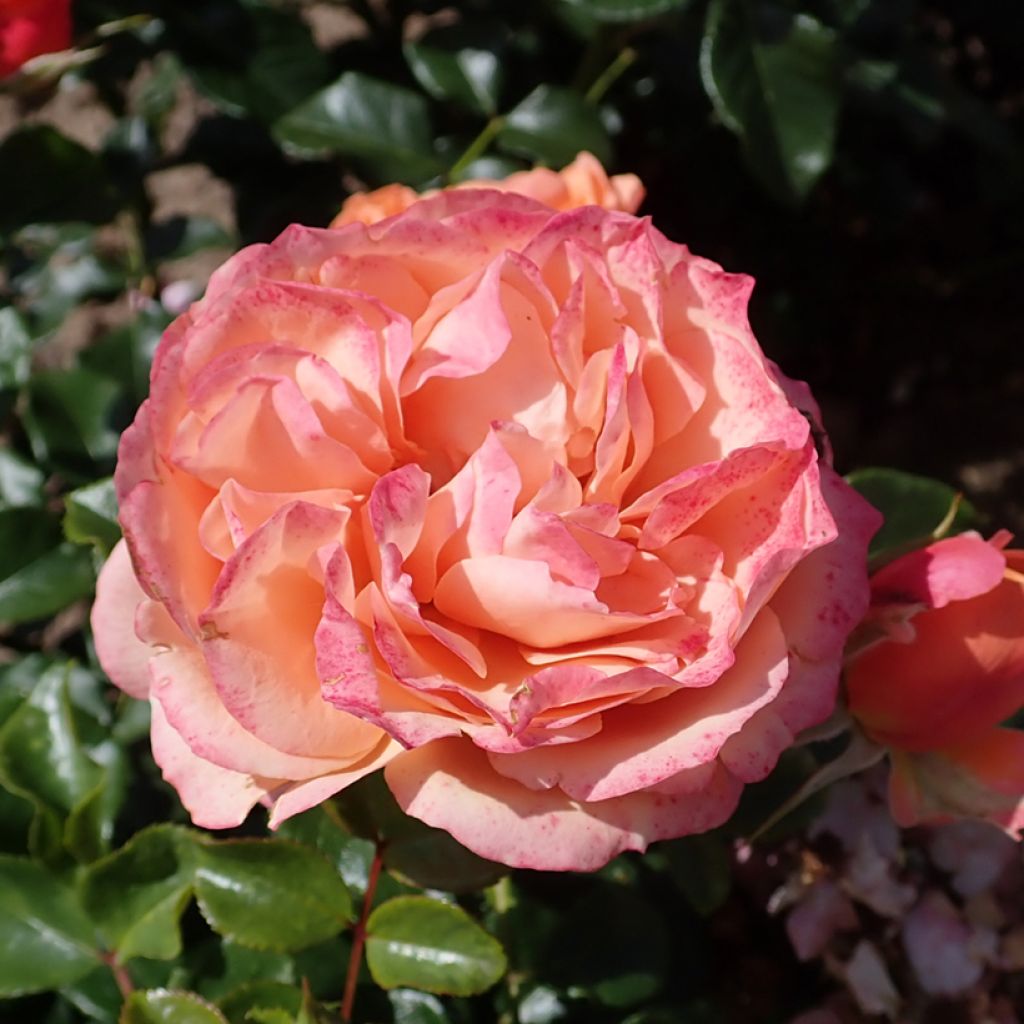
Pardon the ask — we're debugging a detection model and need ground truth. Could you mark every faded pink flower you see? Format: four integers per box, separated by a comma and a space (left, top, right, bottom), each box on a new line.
92, 186, 877, 870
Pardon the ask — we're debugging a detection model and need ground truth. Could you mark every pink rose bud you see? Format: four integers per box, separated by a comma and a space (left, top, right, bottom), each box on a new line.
92, 176, 878, 871
0, 0, 72, 77
847, 533, 1024, 836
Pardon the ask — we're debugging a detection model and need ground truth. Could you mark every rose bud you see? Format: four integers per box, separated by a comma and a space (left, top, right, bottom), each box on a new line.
846, 531, 1024, 836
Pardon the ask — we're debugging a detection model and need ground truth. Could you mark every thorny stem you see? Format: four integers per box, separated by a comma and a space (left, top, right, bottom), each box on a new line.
341, 842, 384, 1024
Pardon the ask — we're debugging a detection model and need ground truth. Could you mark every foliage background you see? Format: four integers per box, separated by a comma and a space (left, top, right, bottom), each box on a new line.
0, 1, 1022, 1022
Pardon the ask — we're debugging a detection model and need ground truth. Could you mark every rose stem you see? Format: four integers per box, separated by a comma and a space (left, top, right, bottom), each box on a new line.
341, 841, 384, 1023
101, 951, 134, 999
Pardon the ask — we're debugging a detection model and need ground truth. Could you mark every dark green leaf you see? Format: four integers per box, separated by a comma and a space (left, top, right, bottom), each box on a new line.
562, 0, 689, 22
656, 833, 732, 916
543, 884, 669, 1007
700, 0, 841, 202
81, 825, 197, 961
0, 855, 98, 995
121, 990, 229, 1024
146, 216, 236, 263
216, 981, 301, 1024
384, 827, 506, 895
0, 668, 102, 814
366, 896, 506, 996
65, 477, 121, 554
499, 85, 611, 166
404, 24, 505, 116
61, 963, 124, 1024
24, 367, 122, 465
194, 839, 352, 952
273, 72, 441, 183
0, 541, 96, 625
0, 306, 32, 390
64, 748, 130, 864
0, 449, 45, 509
0, 127, 119, 233
0, 506, 60, 579
846, 467, 974, 565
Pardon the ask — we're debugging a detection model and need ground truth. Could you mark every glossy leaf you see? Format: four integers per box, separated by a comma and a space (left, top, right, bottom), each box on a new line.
388, 988, 451, 1024
0, 127, 119, 233
0, 449, 45, 510
81, 825, 197, 961
562, 0, 689, 22
64, 477, 121, 554
0, 668, 102, 814
0, 855, 98, 995
24, 367, 122, 465
0, 541, 96, 625
700, 0, 841, 202
194, 839, 352, 952
366, 896, 506, 996
273, 72, 441, 182
499, 85, 611, 166
121, 989, 229, 1024
0, 306, 32, 390
404, 24, 505, 116
216, 980, 301, 1024
846, 467, 974, 565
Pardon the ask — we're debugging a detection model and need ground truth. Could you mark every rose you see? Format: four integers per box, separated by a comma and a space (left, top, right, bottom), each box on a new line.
331, 151, 644, 227
92, 183, 878, 870
0, 0, 71, 77
846, 532, 1024, 836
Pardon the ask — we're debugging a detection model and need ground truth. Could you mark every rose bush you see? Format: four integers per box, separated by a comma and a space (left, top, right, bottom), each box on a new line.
0, 0, 71, 77
93, 176, 879, 870
847, 532, 1024, 836
331, 151, 644, 227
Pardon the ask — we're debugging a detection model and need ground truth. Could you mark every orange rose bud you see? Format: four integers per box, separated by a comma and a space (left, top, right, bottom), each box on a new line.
846, 532, 1024, 836
330, 151, 644, 228
0, 0, 72, 77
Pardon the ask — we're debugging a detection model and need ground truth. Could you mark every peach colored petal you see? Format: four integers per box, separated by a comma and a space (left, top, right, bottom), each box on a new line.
149, 698, 269, 829
91, 540, 152, 699
486, 607, 788, 801
200, 502, 382, 759
385, 738, 741, 871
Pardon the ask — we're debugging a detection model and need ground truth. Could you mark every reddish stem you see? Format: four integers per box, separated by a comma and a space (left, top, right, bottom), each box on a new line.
341, 843, 384, 1023
101, 951, 134, 999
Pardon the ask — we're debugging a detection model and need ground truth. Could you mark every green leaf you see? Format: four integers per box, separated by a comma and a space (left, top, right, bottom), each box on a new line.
65, 477, 121, 554
121, 990, 229, 1024
273, 72, 441, 183
0, 126, 119, 233
543, 884, 670, 1007
384, 827, 506, 895
388, 989, 450, 1024
845, 467, 974, 565
146, 216, 236, 264
366, 896, 506, 996
700, 0, 841, 202
194, 839, 353, 952
0, 541, 96, 625
656, 833, 732, 916
0, 449, 45, 509
0, 506, 60, 579
499, 85, 611, 166
80, 825, 197, 961
216, 981, 301, 1024
0, 668, 102, 814
81, 304, 170, 406
561, 0, 689, 22
64, 747, 130, 864
404, 24, 505, 116
0, 306, 32, 390
0, 855, 98, 995
25, 367, 122, 466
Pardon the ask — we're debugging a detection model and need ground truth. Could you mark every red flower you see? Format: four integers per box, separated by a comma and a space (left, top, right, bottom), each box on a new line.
0, 0, 72, 78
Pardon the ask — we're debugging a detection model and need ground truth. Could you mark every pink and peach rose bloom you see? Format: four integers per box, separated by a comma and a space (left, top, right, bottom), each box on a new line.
846, 532, 1024, 837
92, 169, 878, 870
